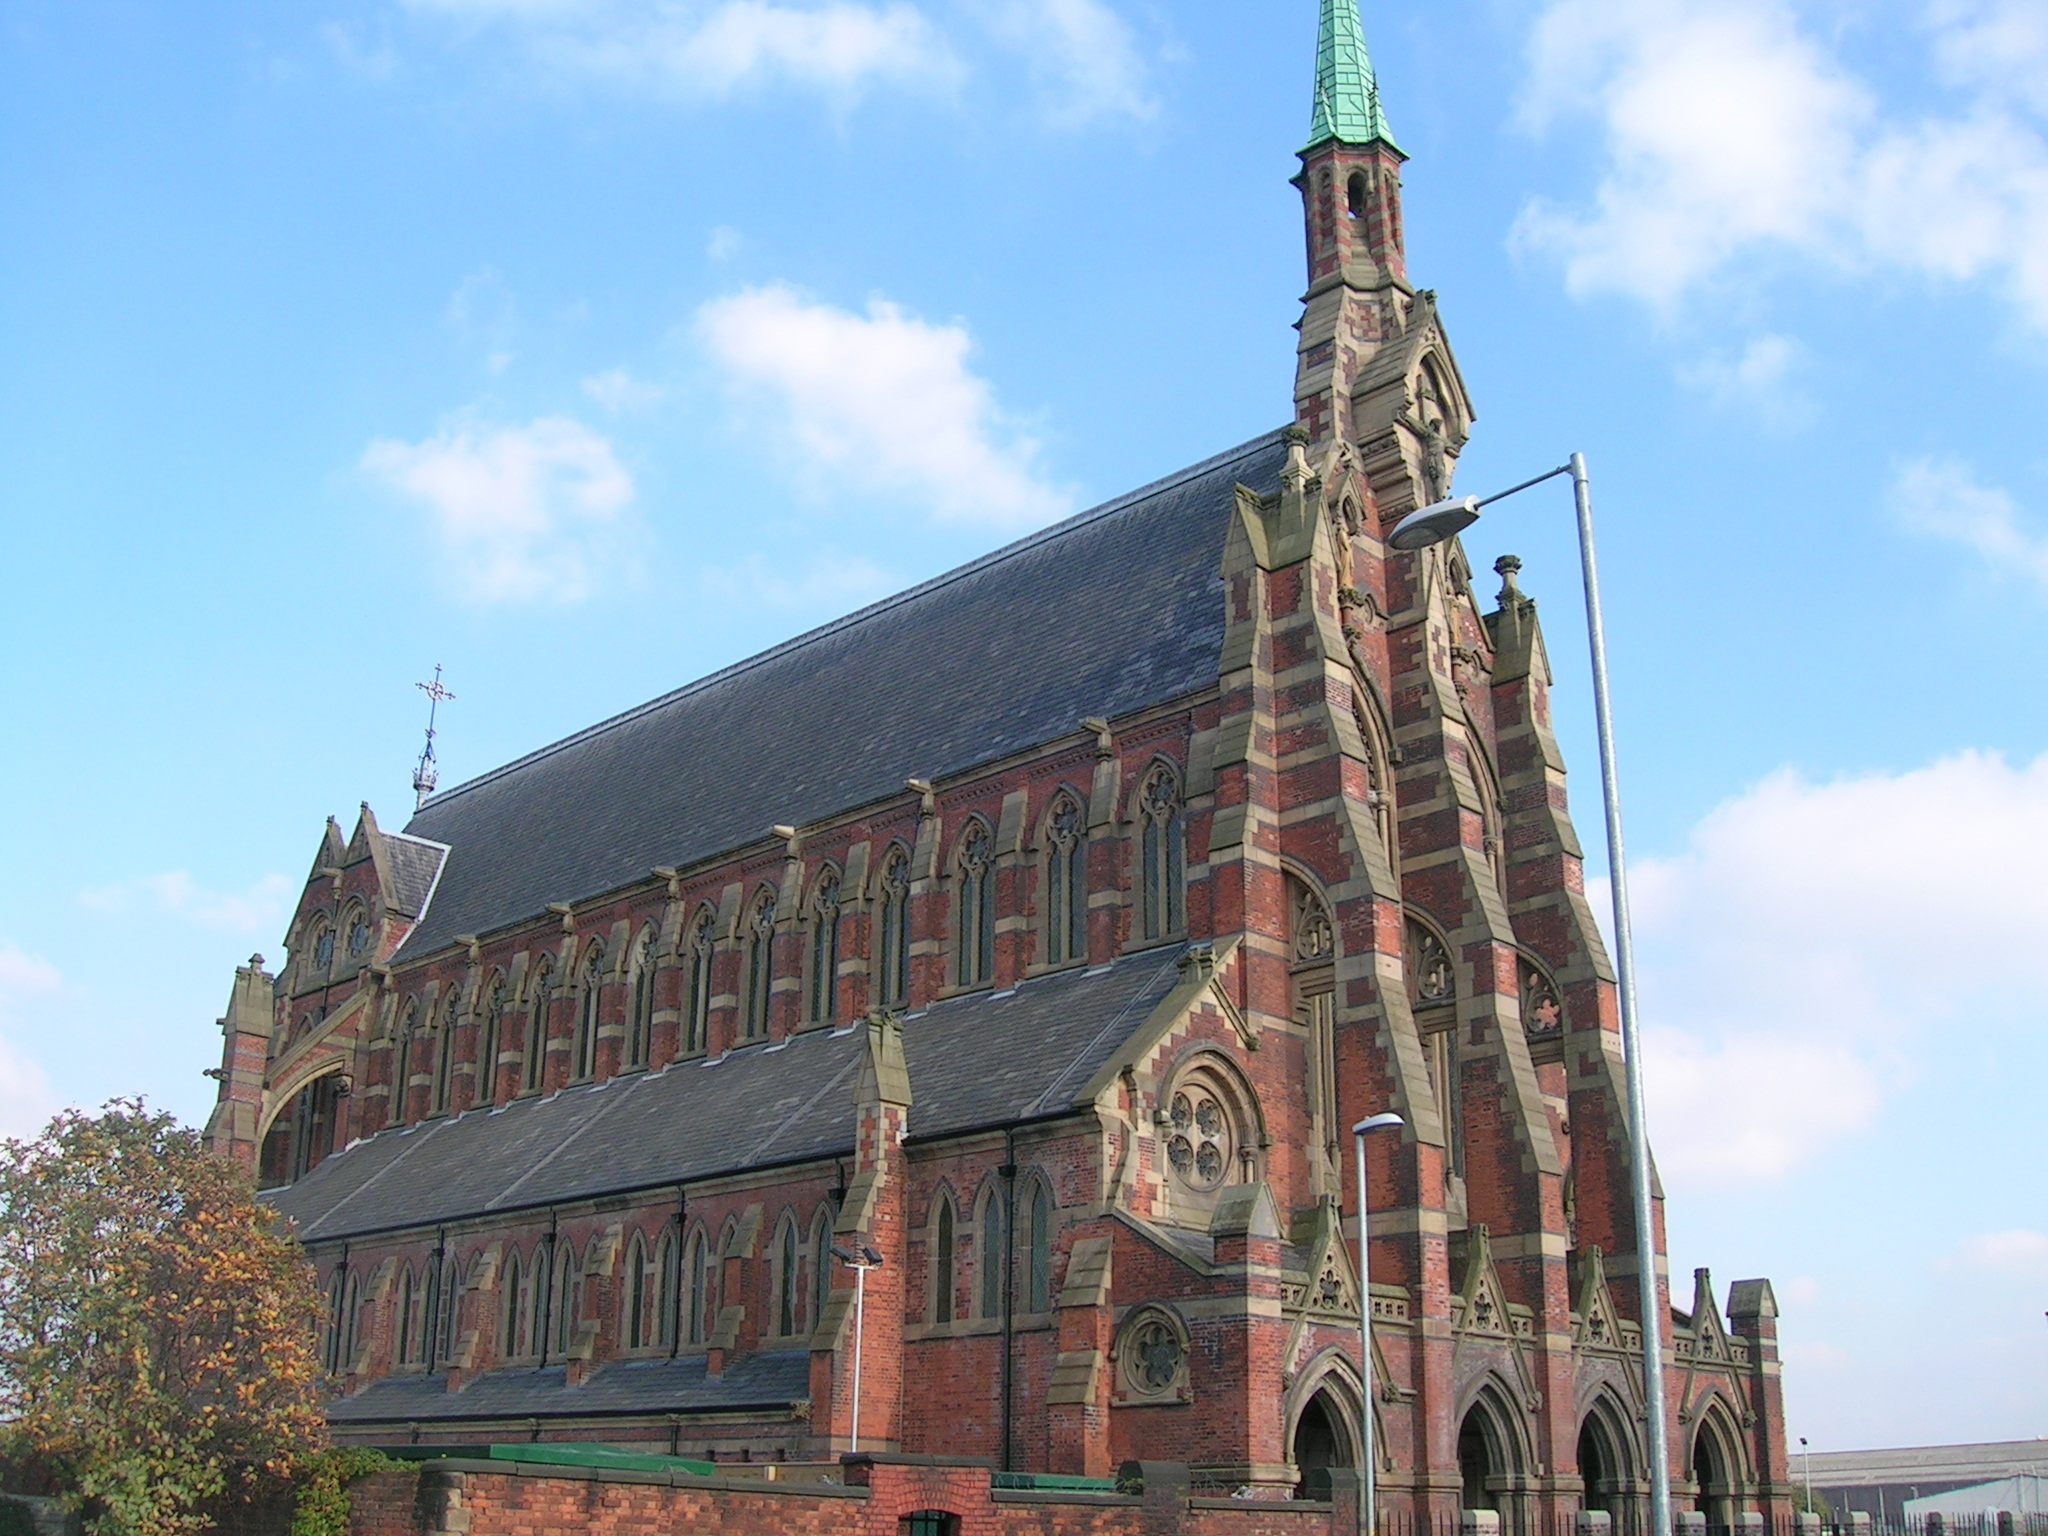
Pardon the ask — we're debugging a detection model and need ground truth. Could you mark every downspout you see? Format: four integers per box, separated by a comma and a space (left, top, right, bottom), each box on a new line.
1000, 1128, 1017, 1474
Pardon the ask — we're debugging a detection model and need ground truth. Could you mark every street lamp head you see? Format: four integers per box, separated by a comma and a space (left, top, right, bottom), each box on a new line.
830, 1245, 856, 1264
860, 1245, 885, 1267
1352, 1112, 1405, 1135
1388, 495, 1480, 551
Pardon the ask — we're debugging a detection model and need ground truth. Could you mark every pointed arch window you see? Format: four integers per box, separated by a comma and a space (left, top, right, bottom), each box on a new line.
977, 1186, 1005, 1321
432, 988, 460, 1114
776, 1218, 800, 1337
932, 1195, 957, 1325
475, 973, 506, 1107
955, 823, 995, 988
311, 921, 335, 973
500, 1253, 525, 1358
1043, 794, 1088, 966
1139, 765, 1185, 941
1406, 918, 1462, 1178
623, 1233, 649, 1349
552, 1243, 579, 1357
420, 1258, 442, 1369
744, 890, 776, 1040
1022, 1178, 1052, 1315
809, 870, 841, 1024
523, 959, 553, 1093
394, 1264, 417, 1366
572, 944, 604, 1081
685, 1229, 710, 1345
626, 927, 655, 1069
655, 1229, 679, 1350
391, 1003, 420, 1125
1290, 877, 1339, 1196
685, 910, 715, 1056
811, 1204, 836, 1332
878, 847, 911, 1007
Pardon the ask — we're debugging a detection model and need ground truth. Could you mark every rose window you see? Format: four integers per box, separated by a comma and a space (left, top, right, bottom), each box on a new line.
1165, 1085, 1232, 1190
1120, 1312, 1186, 1400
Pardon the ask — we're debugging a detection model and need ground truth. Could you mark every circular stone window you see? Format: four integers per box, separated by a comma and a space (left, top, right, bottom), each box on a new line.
312, 925, 334, 971
1165, 1081, 1233, 1191
346, 913, 370, 957
1120, 1311, 1186, 1401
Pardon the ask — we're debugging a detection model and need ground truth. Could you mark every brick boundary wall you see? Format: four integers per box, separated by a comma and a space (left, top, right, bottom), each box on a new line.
346, 1454, 1359, 1536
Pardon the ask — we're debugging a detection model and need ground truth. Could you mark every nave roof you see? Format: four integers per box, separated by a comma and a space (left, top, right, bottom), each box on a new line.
394, 430, 1289, 958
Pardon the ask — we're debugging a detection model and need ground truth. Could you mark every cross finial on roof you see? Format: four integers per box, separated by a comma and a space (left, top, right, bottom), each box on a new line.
1304, 0, 1400, 154
412, 664, 455, 812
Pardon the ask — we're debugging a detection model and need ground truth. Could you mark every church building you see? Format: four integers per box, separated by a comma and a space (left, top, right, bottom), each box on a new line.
205, 3, 1792, 1526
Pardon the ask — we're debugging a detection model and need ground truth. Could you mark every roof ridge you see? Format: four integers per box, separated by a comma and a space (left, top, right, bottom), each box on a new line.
412, 428, 1286, 816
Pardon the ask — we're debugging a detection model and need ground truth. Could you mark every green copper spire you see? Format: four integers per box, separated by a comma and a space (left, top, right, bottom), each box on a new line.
1304, 0, 1399, 154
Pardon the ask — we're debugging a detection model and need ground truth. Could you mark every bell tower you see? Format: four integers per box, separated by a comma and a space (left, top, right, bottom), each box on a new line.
1293, 0, 1410, 448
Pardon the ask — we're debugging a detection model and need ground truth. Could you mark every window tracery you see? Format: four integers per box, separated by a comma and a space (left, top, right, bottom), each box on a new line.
475, 972, 505, 1106
1521, 958, 1563, 1039
311, 922, 334, 973
744, 890, 776, 1040
955, 823, 995, 988
1043, 794, 1088, 966
345, 907, 371, 960
1112, 1305, 1191, 1405
573, 943, 604, 1080
1139, 765, 1185, 941
1165, 1080, 1234, 1191
626, 927, 655, 1068
878, 847, 911, 1007
523, 958, 553, 1093
685, 909, 715, 1056
809, 870, 841, 1023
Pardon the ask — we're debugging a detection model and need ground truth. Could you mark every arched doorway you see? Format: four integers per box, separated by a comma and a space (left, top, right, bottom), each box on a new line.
1292, 1388, 1355, 1500
1691, 1416, 1735, 1535
1459, 1396, 1516, 1512
1578, 1400, 1639, 1532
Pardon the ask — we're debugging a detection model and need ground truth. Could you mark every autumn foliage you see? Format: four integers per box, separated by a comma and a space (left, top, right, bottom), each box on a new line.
0, 1101, 329, 1535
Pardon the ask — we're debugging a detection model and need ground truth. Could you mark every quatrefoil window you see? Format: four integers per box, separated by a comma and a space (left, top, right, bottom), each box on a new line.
1165, 1084, 1232, 1191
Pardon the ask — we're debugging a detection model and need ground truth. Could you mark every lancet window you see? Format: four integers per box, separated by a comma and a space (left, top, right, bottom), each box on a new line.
391, 1002, 419, 1125
573, 943, 604, 1081
685, 1229, 710, 1345
430, 989, 458, 1114
552, 1244, 579, 1357
809, 869, 841, 1023
475, 972, 505, 1107
1021, 1177, 1052, 1314
623, 1233, 649, 1349
955, 823, 995, 989
685, 909, 715, 1056
626, 926, 655, 1069
1405, 917, 1462, 1177
1043, 793, 1088, 966
522, 958, 553, 1093
743, 890, 776, 1040
877, 847, 910, 1007
1139, 764, 1185, 941
1290, 877, 1340, 1197
654, 1229, 678, 1350
932, 1195, 957, 1324
775, 1218, 800, 1337
977, 1185, 1005, 1320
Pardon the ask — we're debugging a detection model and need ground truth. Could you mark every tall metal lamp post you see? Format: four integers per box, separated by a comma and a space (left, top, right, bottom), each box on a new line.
830, 1243, 885, 1454
1389, 453, 1672, 1536
1352, 1112, 1404, 1536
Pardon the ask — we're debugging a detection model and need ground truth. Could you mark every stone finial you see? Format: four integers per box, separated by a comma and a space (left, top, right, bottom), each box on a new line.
1494, 553, 1523, 603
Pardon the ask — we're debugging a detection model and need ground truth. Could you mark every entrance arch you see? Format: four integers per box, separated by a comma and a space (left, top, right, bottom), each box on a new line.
1690, 1406, 1742, 1535
1578, 1395, 1640, 1532
1291, 1387, 1355, 1500
1457, 1386, 1524, 1513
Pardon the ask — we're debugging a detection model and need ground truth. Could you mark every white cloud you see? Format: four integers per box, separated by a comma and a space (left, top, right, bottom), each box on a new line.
361, 416, 642, 603
581, 367, 666, 413
1952, 1229, 2048, 1279
696, 283, 1073, 529
1933, 0, 2048, 115
968, 0, 1155, 124
1625, 750, 2048, 1184
79, 872, 293, 934
1515, 0, 2048, 329
404, 0, 959, 99
1890, 455, 2048, 589
0, 948, 62, 1141
1676, 332, 1811, 425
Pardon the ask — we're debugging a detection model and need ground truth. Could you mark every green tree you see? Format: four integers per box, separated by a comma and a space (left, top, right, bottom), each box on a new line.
0, 1101, 328, 1535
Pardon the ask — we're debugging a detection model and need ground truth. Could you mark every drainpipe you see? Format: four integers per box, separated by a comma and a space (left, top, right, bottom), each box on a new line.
1000, 1128, 1017, 1473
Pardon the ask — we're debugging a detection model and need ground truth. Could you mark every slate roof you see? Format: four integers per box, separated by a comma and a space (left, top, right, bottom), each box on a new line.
382, 832, 448, 920
327, 1350, 810, 1424
395, 430, 1288, 958
269, 945, 1193, 1242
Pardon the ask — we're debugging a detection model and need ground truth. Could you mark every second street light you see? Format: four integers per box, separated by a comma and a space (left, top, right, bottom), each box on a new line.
1389, 454, 1674, 1536
1352, 1112, 1403, 1536
829, 1243, 885, 1455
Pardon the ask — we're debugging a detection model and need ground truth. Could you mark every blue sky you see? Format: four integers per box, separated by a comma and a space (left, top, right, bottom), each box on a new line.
3, 0, 2045, 1450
